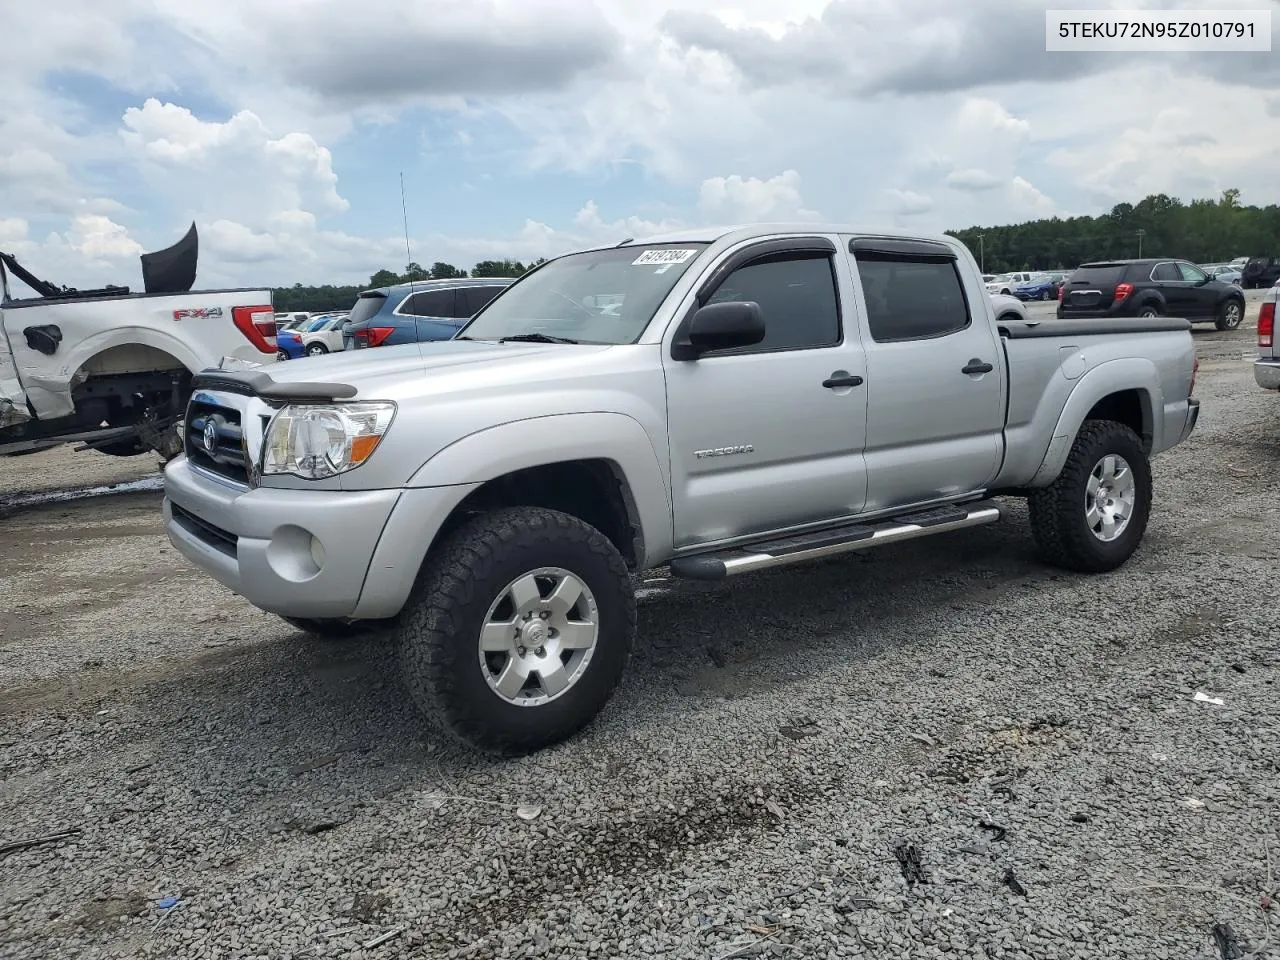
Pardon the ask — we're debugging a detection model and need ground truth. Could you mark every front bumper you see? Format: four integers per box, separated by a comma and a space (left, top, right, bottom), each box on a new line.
163, 457, 481, 620
163, 458, 401, 618
1179, 398, 1201, 443
1255, 359, 1280, 391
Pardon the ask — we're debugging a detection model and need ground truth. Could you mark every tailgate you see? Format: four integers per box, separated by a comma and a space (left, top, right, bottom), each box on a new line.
1062, 264, 1128, 311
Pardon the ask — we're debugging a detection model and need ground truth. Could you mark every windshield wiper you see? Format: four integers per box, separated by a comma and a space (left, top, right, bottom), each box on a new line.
496, 332, 579, 344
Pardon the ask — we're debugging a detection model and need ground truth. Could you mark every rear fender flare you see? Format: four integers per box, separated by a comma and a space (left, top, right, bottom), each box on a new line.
1029, 359, 1160, 486
407, 411, 674, 565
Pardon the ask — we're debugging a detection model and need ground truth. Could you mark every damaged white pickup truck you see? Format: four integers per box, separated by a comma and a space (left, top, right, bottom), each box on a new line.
163, 224, 1200, 755
1, 224, 277, 459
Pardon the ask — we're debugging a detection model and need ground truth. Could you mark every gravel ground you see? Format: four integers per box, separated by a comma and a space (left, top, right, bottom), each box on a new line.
2, 303, 1277, 960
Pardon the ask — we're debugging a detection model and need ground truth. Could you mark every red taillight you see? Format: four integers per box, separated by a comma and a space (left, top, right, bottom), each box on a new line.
232, 305, 278, 353
1259, 301, 1275, 348
1057, 283, 1065, 301
1114, 282, 1134, 302
353, 326, 396, 348
1190, 356, 1199, 395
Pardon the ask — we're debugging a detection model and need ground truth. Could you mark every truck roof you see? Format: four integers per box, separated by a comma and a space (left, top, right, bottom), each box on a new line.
613, 222, 962, 249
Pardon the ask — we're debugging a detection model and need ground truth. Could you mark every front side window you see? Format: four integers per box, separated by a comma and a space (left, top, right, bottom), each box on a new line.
459, 285, 504, 317
856, 255, 971, 342
1177, 262, 1208, 283
702, 253, 841, 352
459, 244, 708, 344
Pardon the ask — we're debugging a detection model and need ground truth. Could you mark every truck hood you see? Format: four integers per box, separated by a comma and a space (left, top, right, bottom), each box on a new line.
229, 339, 618, 399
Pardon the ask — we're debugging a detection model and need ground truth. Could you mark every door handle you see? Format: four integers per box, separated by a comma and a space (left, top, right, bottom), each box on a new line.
962, 359, 994, 375
822, 374, 864, 388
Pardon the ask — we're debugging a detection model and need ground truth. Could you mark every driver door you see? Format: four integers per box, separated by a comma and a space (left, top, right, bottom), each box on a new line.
1175, 261, 1217, 319
662, 239, 869, 549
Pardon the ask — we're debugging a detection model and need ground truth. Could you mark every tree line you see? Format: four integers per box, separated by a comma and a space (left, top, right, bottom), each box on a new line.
271, 190, 1280, 311
947, 188, 1280, 275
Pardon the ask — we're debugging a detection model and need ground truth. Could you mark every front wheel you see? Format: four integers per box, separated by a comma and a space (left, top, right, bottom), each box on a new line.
1215, 299, 1244, 331
1028, 420, 1152, 573
306, 343, 329, 357
399, 507, 636, 754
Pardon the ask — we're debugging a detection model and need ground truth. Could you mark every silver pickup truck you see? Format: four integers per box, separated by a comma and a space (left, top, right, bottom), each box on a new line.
163, 224, 1200, 753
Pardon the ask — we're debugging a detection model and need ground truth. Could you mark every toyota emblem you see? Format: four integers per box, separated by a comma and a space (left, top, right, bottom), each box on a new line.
203, 416, 220, 455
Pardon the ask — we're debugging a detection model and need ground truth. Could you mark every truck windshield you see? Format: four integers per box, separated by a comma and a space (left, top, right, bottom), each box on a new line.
457, 244, 709, 344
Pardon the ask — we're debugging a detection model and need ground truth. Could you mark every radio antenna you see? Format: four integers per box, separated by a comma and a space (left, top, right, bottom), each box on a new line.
400, 171, 417, 296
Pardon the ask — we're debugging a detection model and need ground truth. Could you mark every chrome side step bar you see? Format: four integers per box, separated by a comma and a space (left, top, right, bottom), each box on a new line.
668, 501, 1005, 581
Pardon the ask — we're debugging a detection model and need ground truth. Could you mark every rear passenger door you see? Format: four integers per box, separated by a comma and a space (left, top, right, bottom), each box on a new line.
848, 237, 1006, 512
400, 288, 462, 342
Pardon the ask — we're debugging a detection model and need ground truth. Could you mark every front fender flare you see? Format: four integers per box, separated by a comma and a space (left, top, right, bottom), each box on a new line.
407, 411, 674, 566
1029, 358, 1161, 486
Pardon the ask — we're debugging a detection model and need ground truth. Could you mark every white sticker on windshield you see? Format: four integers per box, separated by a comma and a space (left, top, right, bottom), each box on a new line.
632, 248, 697, 266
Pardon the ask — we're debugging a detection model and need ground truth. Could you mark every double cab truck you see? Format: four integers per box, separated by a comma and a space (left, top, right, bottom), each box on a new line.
163, 224, 1200, 754
1256, 282, 1278, 391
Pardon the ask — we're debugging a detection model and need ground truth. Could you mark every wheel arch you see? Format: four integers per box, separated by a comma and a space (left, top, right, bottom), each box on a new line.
1029, 360, 1161, 487
406, 411, 675, 569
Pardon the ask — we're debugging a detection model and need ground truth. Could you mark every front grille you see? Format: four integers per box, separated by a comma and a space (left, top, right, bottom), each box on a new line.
171, 503, 237, 557
186, 397, 250, 485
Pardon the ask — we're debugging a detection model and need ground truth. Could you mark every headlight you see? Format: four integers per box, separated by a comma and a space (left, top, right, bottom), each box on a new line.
260, 402, 396, 480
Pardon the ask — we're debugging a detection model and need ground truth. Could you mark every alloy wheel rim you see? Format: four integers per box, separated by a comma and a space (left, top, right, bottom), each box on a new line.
1085, 454, 1136, 542
477, 567, 599, 706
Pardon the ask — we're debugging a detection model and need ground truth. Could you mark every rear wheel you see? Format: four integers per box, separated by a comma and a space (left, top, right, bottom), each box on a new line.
1028, 420, 1152, 573
398, 506, 636, 754
1215, 298, 1243, 331
1136, 303, 1161, 318
1040, 289, 1052, 301
306, 343, 328, 357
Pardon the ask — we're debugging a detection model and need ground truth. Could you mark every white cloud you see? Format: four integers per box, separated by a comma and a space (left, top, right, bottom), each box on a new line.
64, 215, 144, 260
120, 99, 348, 221
697, 170, 821, 222
946, 169, 1004, 192
884, 190, 934, 216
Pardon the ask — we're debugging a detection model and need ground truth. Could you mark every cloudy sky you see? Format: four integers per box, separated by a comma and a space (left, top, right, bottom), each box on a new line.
2, 0, 1278, 290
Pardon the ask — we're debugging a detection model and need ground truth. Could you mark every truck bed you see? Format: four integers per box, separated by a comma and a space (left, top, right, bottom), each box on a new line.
995, 315, 1196, 489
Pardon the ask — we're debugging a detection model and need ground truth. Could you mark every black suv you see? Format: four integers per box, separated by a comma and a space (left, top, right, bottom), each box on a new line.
1241, 257, 1280, 289
1058, 258, 1246, 331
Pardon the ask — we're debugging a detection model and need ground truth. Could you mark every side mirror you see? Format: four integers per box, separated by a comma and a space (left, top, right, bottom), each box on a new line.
672, 301, 765, 360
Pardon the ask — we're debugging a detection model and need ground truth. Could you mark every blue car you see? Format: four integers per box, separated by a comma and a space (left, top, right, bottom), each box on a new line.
276, 314, 345, 360
1012, 275, 1065, 301
342, 278, 516, 350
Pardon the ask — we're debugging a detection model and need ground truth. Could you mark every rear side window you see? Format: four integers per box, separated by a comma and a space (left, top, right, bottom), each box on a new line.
1068, 265, 1127, 287
1151, 262, 1180, 282
346, 293, 387, 325
401, 289, 457, 317
459, 285, 503, 316
855, 255, 970, 342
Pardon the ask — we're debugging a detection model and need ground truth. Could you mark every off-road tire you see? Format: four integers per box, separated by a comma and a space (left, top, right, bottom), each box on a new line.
1215, 298, 1244, 331
398, 506, 636, 755
1028, 419, 1152, 573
